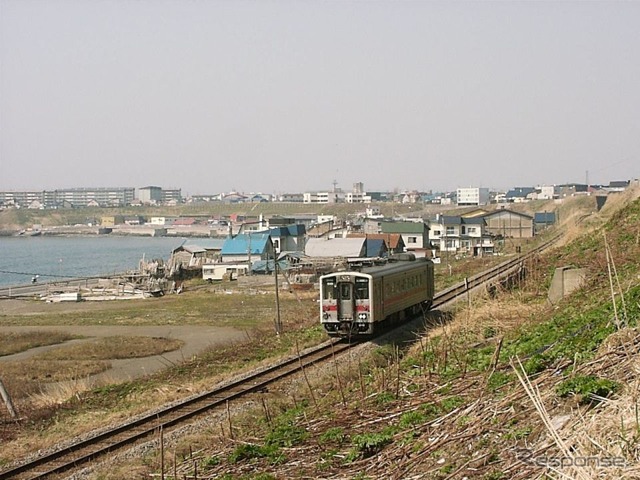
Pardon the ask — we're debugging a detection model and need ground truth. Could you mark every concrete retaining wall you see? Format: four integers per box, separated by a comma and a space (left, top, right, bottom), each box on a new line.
548, 267, 587, 304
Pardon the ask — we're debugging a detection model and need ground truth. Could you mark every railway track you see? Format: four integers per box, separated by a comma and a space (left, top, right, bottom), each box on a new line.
0, 234, 560, 479
432, 233, 560, 308
0, 340, 352, 480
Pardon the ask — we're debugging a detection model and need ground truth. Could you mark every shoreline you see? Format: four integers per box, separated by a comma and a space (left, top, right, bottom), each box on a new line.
0, 226, 227, 238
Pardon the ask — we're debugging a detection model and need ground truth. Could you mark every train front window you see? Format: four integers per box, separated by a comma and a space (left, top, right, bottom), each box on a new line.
340, 284, 351, 300
323, 279, 337, 300
355, 278, 369, 299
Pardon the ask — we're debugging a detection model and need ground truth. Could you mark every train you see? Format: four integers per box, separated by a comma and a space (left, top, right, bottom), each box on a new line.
319, 254, 435, 338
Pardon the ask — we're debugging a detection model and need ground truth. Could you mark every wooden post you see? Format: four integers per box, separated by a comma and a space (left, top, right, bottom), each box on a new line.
226, 400, 233, 439
0, 378, 17, 419
160, 426, 165, 480
274, 251, 282, 336
331, 342, 346, 406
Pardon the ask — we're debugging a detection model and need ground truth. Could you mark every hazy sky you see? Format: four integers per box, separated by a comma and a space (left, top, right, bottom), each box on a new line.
1, 1, 638, 196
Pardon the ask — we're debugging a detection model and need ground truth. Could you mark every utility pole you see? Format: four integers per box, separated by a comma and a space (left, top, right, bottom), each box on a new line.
273, 245, 282, 336
0, 378, 17, 418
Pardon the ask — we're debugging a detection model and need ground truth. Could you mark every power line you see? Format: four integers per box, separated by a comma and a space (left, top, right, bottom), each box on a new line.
0, 269, 81, 278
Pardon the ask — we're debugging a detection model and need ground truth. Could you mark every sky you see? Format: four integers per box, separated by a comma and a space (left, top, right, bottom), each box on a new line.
0, 1, 638, 196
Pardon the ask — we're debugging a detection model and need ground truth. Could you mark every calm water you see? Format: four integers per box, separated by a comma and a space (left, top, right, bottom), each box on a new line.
0, 236, 184, 287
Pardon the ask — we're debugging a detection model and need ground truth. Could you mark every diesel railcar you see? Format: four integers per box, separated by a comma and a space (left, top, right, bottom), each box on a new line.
320, 255, 435, 338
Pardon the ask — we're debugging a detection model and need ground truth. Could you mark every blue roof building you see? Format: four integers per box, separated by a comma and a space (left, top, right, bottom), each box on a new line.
220, 233, 275, 263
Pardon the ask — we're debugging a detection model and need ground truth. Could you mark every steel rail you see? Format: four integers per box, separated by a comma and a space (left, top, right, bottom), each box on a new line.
0, 340, 351, 480
432, 234, 560, 308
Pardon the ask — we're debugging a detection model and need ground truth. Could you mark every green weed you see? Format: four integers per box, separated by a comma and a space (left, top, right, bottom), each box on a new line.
556, 375, 619, 405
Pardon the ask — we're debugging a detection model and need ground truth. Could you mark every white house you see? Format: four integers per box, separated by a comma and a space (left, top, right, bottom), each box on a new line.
456, 187, 490, 206
429, 215, 493, 254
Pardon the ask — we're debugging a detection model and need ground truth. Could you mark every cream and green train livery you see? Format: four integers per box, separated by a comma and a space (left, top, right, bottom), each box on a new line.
320, 255, 435, 338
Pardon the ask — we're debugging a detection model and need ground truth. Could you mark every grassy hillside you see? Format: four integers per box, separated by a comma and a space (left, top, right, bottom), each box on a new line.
110, 190, 639, 479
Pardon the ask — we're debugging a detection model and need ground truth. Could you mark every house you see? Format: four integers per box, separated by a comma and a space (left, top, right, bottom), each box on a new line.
202, 263, 249, 281
456, 187, 490, 206
305, 237, 367, 259
124, 215, 145, 226
150, 216, 178, 226
365, 238, 388, 257
429, 215, 493, 254
363, 233, 405, 254
534, 212, 557, 232
380, 221, 430, 251
555, 184, 589, 198
183, 238, 225, 258
221, 192, 249, 204
277, 193, 304, 202
268, 224, 306, 254
607, 180, 630, 192
505, 187, 536, 203
534, 186, 555, 200
249, 193, 271, 203
482, 210, 534, 238
170, 244, 209, 268
220, 233, 275, 263
101, 215, 125, 227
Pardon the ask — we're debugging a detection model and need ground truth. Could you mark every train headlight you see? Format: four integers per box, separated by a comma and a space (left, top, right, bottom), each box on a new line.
323, 312, 330, 320
358, 313, 368, 320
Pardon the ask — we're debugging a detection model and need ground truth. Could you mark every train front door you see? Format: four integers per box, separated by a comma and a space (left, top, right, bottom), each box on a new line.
338, 282, 354, 320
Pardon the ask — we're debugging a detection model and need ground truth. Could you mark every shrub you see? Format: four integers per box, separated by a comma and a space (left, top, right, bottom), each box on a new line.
557, 375, 619, 405
351, 431, 394, 457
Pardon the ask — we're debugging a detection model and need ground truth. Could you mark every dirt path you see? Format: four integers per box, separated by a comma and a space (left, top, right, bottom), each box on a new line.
0, 325, 247, 386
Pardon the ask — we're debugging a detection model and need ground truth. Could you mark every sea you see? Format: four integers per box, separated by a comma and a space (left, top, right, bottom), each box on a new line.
0, 236, 185, 288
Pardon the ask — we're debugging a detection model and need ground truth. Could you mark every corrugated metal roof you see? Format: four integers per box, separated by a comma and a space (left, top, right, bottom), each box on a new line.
365, 233, 404, 249
221, 233, 271, 255
461, 217, 486, 225
305, 237, 366, 257
184, 238, 226, 250
482, 210, 533, 220
172, 244, 207, 254
366, 239, 387, 257
266, 224, 306, 237
505, 187, 536, 198
287, 224, 306, 236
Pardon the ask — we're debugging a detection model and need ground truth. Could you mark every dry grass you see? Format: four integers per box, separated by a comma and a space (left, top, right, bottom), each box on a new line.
36, 336, 184, 360
0, 336, 185, 403
425, 290, 545, 342
0, 281, 313, 327
0, 287, 320, 466
2, 359, 111, 384
0, 331, 79, 356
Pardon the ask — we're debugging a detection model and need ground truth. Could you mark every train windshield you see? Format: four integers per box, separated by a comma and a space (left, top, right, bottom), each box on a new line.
355, 278, 369, 299
322, 278, 338, 300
